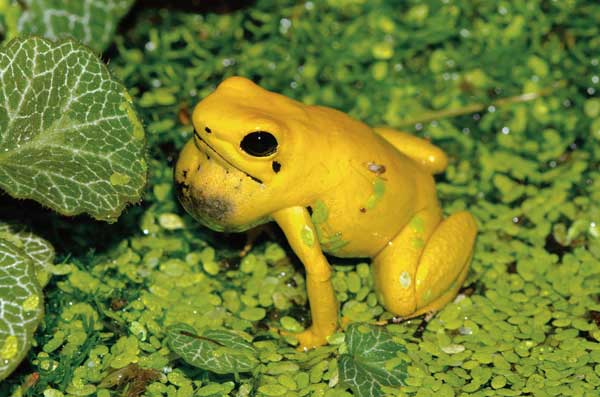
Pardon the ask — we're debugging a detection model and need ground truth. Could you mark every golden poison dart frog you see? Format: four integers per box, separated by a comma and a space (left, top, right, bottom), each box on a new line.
175, 77, 477, 349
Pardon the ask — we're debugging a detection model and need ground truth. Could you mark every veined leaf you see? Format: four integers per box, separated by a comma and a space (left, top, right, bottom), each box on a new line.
0, 222, 54, 287
167, 323, 259, 375
0, 237, 43, 381
0, 36, 146, 222
339, 323, 408, 397
16, 0, 135, 53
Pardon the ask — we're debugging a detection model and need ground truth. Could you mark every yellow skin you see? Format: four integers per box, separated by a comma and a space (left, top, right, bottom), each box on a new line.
175, 76, 478, 349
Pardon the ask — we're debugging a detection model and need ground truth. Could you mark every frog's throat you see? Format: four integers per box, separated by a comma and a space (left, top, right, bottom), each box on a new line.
193, 130, 263, 184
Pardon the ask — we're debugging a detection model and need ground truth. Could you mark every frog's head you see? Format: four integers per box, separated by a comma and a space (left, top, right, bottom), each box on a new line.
175, 76, 308, 232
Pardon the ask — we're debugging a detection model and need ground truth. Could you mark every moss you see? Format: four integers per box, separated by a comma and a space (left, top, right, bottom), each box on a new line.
3, 0, 600, 396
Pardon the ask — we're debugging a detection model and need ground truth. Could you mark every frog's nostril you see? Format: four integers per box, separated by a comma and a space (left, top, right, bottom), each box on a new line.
205, 126, 212, 134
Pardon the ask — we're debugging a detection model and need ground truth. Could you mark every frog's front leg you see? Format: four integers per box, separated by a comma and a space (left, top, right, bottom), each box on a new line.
373, 209, 477, 317
273, 207, 338, 349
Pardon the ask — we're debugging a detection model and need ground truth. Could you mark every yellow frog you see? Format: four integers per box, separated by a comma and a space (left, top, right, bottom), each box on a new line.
175, 77, 477, 349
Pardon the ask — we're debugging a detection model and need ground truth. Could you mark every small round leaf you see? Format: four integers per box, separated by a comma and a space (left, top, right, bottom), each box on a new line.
167, 323, 259, 375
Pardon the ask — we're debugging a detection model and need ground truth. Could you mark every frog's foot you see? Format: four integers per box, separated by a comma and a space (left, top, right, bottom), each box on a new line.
293, 328, 330, 351
277, 327, 330, 351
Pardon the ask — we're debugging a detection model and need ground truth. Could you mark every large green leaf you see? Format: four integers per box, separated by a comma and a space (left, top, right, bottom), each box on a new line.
0, 222, 54, 287
338, 324, 408, 397
0, 36, 146, 222
167, 323, 259, 375
16, 0, 134, 53
0, 237, 43, 381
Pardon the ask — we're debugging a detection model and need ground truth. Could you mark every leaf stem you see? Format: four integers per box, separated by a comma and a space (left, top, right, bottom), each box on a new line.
395, 80, 566, 128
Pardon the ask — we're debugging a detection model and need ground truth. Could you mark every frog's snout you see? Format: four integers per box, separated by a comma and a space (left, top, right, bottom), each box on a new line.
174, 141, 238, 231
175, 165, 235, 231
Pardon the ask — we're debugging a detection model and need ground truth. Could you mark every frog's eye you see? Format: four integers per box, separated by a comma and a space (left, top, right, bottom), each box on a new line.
240, 131, 278, 157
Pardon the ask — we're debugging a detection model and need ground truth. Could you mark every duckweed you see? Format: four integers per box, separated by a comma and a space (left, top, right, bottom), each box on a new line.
2, 0, 600, 396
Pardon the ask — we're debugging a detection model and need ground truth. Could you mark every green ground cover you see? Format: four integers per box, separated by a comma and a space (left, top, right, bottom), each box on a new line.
2, 0, 600, 396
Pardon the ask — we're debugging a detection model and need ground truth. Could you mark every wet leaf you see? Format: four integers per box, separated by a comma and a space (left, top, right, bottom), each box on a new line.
16, 0, 134, 53
167, 323, 258, 375
0, 37, 146, 222
339, 323, 408, 397
0, 222, 54, 287
0, 238, 43, 381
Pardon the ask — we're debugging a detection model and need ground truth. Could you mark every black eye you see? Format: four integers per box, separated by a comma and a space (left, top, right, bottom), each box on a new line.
240, 131, 278, 157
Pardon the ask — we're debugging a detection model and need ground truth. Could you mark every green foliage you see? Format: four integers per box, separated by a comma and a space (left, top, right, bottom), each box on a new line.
0, 7, 145, 383
167, 323, 259, 375
2, 0, 600, 396
0, 36, 147, 221
339, 324, 408, 397
0, 223, 53, 380
11, 0, 134, 52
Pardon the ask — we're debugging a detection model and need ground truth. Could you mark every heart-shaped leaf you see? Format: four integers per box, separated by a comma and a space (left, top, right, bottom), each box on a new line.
339, 323, 408, 397
16, 0, 135, 53
167, 323, 259, 375
0, 36, 146, 222
0, 237, 44, 381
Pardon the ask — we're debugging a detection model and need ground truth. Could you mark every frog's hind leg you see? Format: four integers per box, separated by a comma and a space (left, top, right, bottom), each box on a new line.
412, 211, 477, 316
372, 210, 477, 318
372, 208, 442, 316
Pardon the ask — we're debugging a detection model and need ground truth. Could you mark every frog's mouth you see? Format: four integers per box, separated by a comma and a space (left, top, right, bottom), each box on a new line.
193, 130, 263, 184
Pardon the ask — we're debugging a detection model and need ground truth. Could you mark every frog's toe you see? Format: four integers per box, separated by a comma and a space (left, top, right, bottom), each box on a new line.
292, 328, 330, 351
271, 326, 330, 350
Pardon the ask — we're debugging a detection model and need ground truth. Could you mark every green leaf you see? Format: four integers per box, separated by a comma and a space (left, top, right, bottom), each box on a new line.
0, 36, 146, 222
16, 0, 135, 53
0, 222, 54, 287
0, 237, 44, 381
338, 323, 408, 397
167, 323, 259, 375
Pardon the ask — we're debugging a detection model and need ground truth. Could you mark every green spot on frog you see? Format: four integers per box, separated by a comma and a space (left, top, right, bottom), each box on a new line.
309, 200, 348, 253
311, 199, 328, 224
321, 231, 349, 254
410, 216, 425, 233
411, 237, 425, 248
301, 225, 315, 247
365, 178, 386, 210
423, 289, 433, 303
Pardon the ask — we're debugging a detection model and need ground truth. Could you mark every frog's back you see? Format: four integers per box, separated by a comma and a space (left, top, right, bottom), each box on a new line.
303, 105, 439, 257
